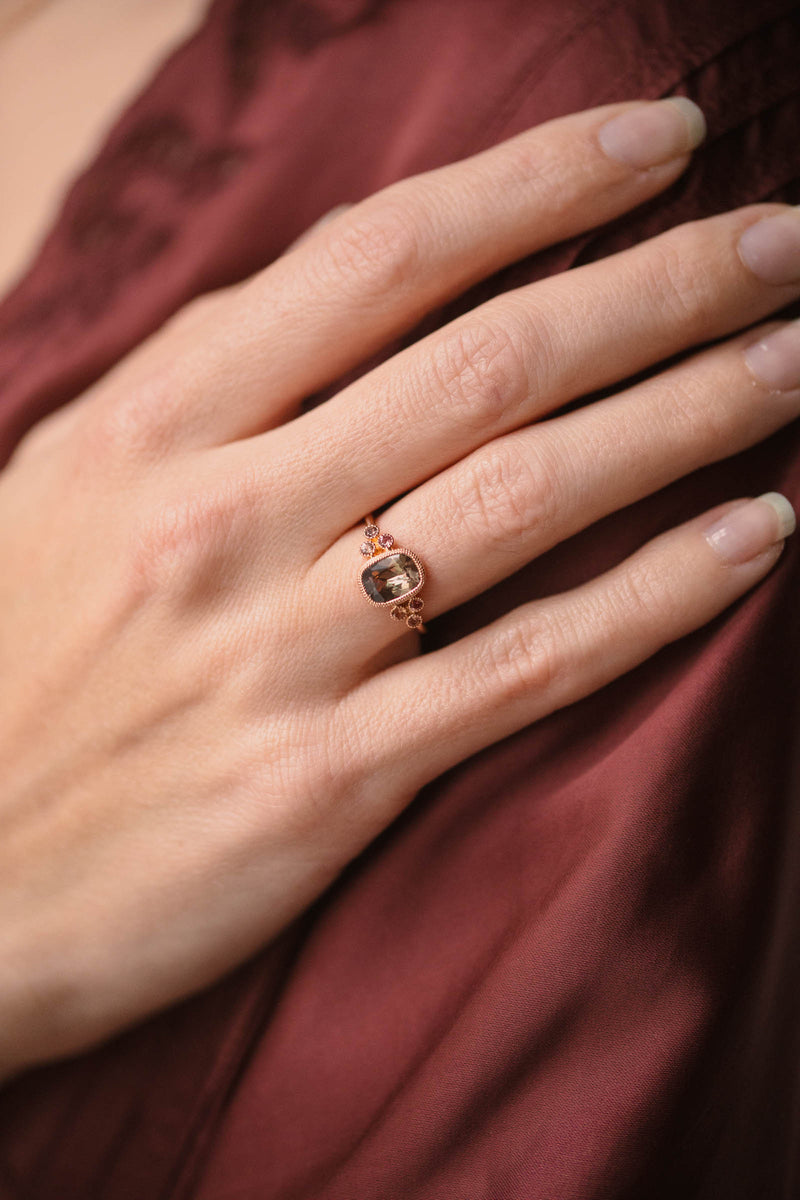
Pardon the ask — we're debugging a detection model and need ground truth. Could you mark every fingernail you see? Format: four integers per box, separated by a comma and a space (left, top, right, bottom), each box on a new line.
703, 492, 795, 564
743, 319, 800, 391
597, 98, 706, 169
738, 209, 800, 285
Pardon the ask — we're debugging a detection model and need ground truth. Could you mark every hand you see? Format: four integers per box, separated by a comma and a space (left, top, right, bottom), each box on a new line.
2, 98, 799, 1081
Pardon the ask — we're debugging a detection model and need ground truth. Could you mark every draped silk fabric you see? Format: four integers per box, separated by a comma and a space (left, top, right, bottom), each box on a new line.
1, 2, 799, 1197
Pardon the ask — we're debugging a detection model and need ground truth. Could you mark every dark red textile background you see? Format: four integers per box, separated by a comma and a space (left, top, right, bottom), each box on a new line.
1, 1, 799, 1197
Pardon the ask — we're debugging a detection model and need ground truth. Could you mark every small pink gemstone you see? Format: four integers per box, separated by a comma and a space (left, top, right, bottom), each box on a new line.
407, 614, 422, 629
360, 542, 374, 556
408, 597, 423, 611
364, 524, 379, 538
377, 533, 394, 549
391, 604, 408, 621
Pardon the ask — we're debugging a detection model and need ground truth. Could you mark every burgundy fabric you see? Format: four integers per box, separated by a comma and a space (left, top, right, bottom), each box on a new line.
1, 1, 799, 1197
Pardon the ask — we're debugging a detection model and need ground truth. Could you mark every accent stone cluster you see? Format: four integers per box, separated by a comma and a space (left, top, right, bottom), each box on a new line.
359, 521, 426, 630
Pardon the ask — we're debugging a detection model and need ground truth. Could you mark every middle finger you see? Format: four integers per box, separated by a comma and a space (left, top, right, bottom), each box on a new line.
260, 204, 800, 545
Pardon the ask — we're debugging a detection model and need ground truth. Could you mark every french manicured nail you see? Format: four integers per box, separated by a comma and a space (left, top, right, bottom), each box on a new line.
598, 98, 706, 169
743, 320, 800, 391
738, 209, 800, 285
704, 492, 796, 564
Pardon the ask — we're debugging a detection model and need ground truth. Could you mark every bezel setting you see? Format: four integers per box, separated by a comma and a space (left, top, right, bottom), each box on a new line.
358, 548, 426, 607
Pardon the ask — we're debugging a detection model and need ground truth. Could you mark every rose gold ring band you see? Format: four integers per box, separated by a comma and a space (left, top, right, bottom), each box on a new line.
357, 516, 427, 632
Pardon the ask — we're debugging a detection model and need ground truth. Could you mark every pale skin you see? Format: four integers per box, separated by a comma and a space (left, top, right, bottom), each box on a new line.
2, 5, 800, 1087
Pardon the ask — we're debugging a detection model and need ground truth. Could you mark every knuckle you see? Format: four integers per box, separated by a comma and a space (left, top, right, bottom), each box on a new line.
481, 614, 563, 704
127, 476, 249, 598
425, 312, 531, 431
79, 370, 178, 464
494, 133, 574, 204
83, 396, 148, 462
612, 554, 672, 628
450, 437, 556, 548
130, 494, 218, 595
656, 371, 728, 450
316, 194, 423, 298
644, 223, 719, 327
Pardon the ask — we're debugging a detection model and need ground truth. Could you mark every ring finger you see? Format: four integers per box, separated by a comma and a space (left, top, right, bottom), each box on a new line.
318, 314, 800, 639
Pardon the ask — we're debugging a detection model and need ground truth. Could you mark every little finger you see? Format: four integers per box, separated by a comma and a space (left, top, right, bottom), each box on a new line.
344, 494, 795, 806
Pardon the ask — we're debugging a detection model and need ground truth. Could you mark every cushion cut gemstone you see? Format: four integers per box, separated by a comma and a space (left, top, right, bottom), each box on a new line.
361, 553, 421, 603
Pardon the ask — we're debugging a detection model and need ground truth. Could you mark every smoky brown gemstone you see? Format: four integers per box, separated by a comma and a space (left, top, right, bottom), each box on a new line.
361, 552, 421, 603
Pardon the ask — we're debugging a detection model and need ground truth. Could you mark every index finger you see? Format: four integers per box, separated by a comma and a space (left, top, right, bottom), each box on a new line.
120, 98, 704, 451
